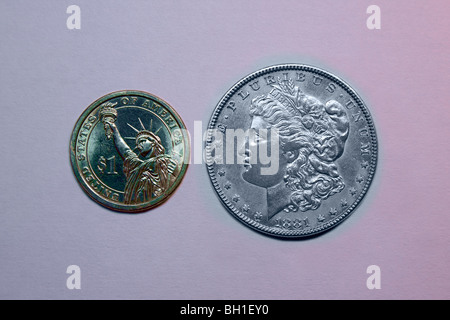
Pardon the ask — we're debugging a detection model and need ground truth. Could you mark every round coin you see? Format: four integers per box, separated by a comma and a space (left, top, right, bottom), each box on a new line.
205, 64, 377, 238
70, 90, 189, 213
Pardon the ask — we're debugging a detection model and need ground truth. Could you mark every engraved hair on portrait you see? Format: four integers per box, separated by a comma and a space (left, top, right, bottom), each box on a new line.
243, 78, 349, 219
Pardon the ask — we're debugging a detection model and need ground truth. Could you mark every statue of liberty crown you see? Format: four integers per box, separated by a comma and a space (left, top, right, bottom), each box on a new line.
136, 130, 161, 144
124, 117, 162, 144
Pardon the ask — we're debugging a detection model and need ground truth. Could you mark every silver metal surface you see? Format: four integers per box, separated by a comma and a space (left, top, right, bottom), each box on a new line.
206, 64, 377, 238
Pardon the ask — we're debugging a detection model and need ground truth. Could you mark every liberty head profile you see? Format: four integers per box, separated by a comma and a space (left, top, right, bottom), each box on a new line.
241, 79, 350, 219
100, 102, 178, 204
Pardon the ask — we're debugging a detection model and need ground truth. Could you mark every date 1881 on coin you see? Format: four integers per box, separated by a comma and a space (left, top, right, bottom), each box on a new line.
70, 90, 189, 213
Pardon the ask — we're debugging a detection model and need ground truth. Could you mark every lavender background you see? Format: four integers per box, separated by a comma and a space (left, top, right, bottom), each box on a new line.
0, 1, 449, 299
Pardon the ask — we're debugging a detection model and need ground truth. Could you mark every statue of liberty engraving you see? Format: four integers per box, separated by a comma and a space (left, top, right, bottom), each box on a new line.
99, 102, 178, 204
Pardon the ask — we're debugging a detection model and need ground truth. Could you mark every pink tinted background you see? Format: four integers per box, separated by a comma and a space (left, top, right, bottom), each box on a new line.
0, 1, 448, 299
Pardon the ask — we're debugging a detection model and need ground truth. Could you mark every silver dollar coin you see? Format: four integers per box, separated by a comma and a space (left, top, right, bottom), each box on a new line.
205, 64, 377, 238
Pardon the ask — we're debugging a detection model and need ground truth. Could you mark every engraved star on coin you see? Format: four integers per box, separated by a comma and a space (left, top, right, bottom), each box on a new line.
232, 194, 240, 202
254, 212, 263, 222
223, 181, 232, 190
329, 208, 338, 216
349, 187, 357, 197
356, 175, 364, 184
214, 157, 224, 164
217, 169, 226, 177
361, 160, 369, 169
242, 204, 250, 213
172, 150, 184, 160
341, 199, 348, 208
317, 214, 325, 223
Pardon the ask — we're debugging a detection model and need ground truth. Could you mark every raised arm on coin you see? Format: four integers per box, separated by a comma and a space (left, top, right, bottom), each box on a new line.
105, 121, 132, 159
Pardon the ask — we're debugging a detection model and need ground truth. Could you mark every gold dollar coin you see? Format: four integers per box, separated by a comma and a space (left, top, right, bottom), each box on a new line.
70, 90, 189, 213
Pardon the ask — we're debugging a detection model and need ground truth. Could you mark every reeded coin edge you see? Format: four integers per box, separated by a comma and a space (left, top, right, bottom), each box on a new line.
70, 90, 190, 213
206, 64, 378, 238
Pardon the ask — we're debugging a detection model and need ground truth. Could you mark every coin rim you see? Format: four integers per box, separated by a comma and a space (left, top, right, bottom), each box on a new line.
205, 64, 378, 238
70, 90, 190, 213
